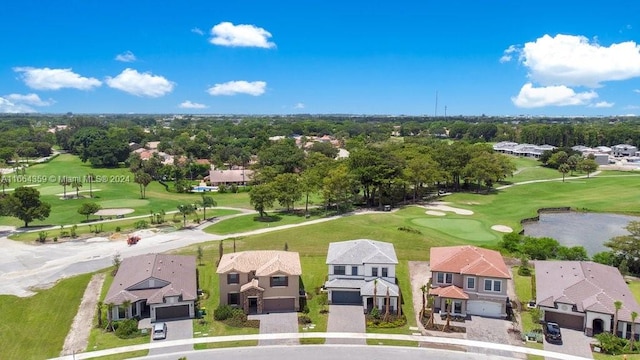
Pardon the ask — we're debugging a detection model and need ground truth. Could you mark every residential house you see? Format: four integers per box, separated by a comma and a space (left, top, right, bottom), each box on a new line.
208, 165, 254, 186
324, 239, 399, 313
612, 144, 639, 157
104, 254, 197, 322
216, 251, 302, 314
535, 261, 640, 337
429, 245, 511, 318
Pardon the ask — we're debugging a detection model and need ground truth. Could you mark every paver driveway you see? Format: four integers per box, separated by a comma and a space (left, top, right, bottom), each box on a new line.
466, 316, 525, 359
148, 319, 193, 356
543, 328, 593, 359
326, 305, 365, 344
249, 312, 299, 345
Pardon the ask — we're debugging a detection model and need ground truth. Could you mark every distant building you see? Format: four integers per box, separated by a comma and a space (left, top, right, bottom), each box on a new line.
493, 142, 555, 158
208, 166, 253, 186
612, 144, 638, 157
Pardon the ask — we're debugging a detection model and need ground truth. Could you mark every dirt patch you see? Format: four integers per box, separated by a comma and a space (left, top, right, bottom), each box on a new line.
61, 273, 106, 355
491, 225, 513, 233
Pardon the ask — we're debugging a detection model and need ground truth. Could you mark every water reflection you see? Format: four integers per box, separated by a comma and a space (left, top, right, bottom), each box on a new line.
522, 212, 640, 256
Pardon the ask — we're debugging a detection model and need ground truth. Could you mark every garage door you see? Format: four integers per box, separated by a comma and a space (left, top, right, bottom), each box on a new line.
467, 300, 502, 317
545, 311, 584, 330
264, 298, 295, 313
155, 305, 190, 320
331, 290, 362, 305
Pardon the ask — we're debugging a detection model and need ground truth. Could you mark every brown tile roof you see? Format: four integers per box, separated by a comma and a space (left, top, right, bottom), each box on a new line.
240, 278, 264, 292
430, 245, 511, 279
430, 285, 469, 300
105, 254, 197, 305
535, 261, 640, 322
208, 168, 254, 184
216, 251, 302, 276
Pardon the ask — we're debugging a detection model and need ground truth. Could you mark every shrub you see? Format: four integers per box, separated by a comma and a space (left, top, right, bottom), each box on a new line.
366, 314, 407, 328
298, 315, 312, 324
37, 231, 47, 243
397, 226, 422, 234
595, 332, 628, 355
115, 226, 121, 232
214, 304, 234, 321
134, 220, 149, 229
114, 319, 140, 339
517, 266, 531, 276
317, 292, 328, 306
370, 307, 381, 319
302, 304, 310, 314
225, 309, 248, 327
70, 224, 77, 237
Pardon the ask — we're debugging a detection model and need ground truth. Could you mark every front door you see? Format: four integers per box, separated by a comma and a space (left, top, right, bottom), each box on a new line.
248, 297, 258, 314
593, 318, 604, 335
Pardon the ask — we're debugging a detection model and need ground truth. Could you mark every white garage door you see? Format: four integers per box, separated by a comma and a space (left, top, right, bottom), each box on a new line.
467, 300, 502, 317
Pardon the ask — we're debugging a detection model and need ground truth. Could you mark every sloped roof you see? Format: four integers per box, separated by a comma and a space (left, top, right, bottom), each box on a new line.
326, 239, 398, 265
535, 261, 640, 322
324, 278, 365, 290
430, 285, 469, 300
208, 169, 254, 183
240, 278, 264, 292
430, 245, 510, 279
216, 251, 302, 276
360, 278, 399, 297
105, 254, 197, 305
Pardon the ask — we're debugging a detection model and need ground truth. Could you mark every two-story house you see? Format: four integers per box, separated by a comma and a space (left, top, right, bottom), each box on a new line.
104, 254, 197, 322
216, 250, 302, 314
324, 239, 399, 313
430, 245, 511, 318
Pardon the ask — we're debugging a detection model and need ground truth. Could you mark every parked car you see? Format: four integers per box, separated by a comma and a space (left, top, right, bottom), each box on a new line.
544, 322, 562, 344
152, 322, 167, 340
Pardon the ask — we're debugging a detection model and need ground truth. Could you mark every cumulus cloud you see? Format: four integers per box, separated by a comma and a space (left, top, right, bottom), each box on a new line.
500, 45, 517, 63
179, 100, 207, 109
210, 22, 275, 48
294, 102, 305, 109
115, 51, 137, 62
0, 97, 36, 113
590, 101, 614, 108
207, 80, 266, 96
106, 68, 174, 97
517, 34, 640, 87
191, 27, 204, 35
13, 67, 102, 90
6, 93, 54, 106
511, 83, 598, 108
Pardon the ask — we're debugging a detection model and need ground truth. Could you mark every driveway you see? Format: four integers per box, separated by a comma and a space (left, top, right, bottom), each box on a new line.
148, 319, 193, 356
249, 312, 299, 345
543, 328, 593, 359
466, 316, 526, 359
326, 305, 365, 344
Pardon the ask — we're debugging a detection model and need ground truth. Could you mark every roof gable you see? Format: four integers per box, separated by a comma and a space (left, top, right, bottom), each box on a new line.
216, 251, 302, 276
430, 245, 510, 279
326, 239, 398, 265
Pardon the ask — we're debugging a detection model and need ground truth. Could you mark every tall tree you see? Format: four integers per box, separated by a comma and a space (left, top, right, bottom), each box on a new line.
272, 173, 302, 212
78, 202, 102, 221
613, 300, 622, 335
86, 173, 96, 198
59, 176, 72, 199
632, 311, 638, 351
605, 221, 640, 275
6, 186, 51, 227
71, 178, 82, 198
249, 184, 276, 218
558, 163, 570, 182
134, 171, 152, 199
177, 203, 196, 228
198, 194, 217, 220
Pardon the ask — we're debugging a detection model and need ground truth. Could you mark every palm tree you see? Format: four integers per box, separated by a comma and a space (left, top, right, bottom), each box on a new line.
1, 176, 9, 195
86, 173, 95, 198
444, 299, 452, 331
420, 284, 427, 318
199, 194, 217, 220
631, 311, 638, 351
383, 286, 391, 322
59, 176, 71, 199
613, 300, 623, 336
558, 163, 570, 183
177, 203, 196, 228
71, 178, 82, 198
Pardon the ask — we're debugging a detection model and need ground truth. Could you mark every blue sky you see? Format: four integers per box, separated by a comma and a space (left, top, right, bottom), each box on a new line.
1, 0, 640, 116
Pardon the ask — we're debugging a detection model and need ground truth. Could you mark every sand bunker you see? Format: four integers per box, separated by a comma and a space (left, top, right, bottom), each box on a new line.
491, 225, 513, 233
425, 210, 446, 216
424, 203, 474, 215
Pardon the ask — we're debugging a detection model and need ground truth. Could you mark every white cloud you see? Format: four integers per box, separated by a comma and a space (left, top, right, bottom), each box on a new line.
500, 45, 517, 63
590, 101, 614, 108
0, 97, 36, 113
106, 68, 174, 97
191, 27, 204, 35
13, 67, 102, 90
115, 51, 137, 62
207, 80, 266, 96
634, 89, 640, 94
209, 22, 275, 48
6, 93, 54, 106
625, 105, 640, 110
517, 34, 640, 87
294, 102, 305, 109
179, 100, 207, 109
511, 83, 598, 108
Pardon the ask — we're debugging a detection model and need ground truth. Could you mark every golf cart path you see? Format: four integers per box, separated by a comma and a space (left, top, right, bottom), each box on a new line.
496, 171, 601, 190
61, 273, 105, 356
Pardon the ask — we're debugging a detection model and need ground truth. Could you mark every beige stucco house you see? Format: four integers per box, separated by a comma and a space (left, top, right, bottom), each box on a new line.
430, 245, 511, 318
216, 250, 302, 314
535, 260, 640, 338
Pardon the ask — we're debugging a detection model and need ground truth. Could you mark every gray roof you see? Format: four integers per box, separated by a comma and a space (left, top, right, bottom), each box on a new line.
361, 278, 399, 297
324, 278, 365, 290
326, 239, 398, 265
535, 261, 640, 322
105, 254, 197, 305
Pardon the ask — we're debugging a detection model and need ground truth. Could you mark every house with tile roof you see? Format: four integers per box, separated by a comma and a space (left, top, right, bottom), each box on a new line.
104, 254, 197, 322
535, 261, 640, 337
207, 165, 254, 186
324, 239, 400, 313
216, 250, 303, 314
429, 245, 511, 318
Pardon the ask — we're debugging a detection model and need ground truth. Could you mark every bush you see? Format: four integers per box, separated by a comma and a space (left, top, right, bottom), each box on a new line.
302, 305, 310, 314
370, 307, 381, 319
225, 310, 248, 327
317, 292, 328, 306
517, 266, 532, 276
114, 319, 140, 339
298, 315, 312, 324
115, 226, 121, 232
397, 226, 422, 235
366, 314, 407, 328
134, 220, 149, 229
214, 304, 234, 321
595, 332, 628, 355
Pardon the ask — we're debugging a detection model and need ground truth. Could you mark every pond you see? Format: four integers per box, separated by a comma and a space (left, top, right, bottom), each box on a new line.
522, 212, 640, 256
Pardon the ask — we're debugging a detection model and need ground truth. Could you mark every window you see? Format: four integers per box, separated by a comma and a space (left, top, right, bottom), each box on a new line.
270, 276, 288, 287
484, 279, 502, 292
227, 293, 239, 305
466, 277, 475, 289
118, 305, 126, 319
334, 265, 346, 275
227, 273, 239, 284
351, 266, 358, 276
372, 267, 378, 277
436, 272, 453, 284
382, 267, 388, 278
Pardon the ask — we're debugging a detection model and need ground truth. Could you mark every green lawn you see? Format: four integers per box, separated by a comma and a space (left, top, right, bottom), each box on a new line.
204, 210, 325, 235
0, 273, 92, 360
